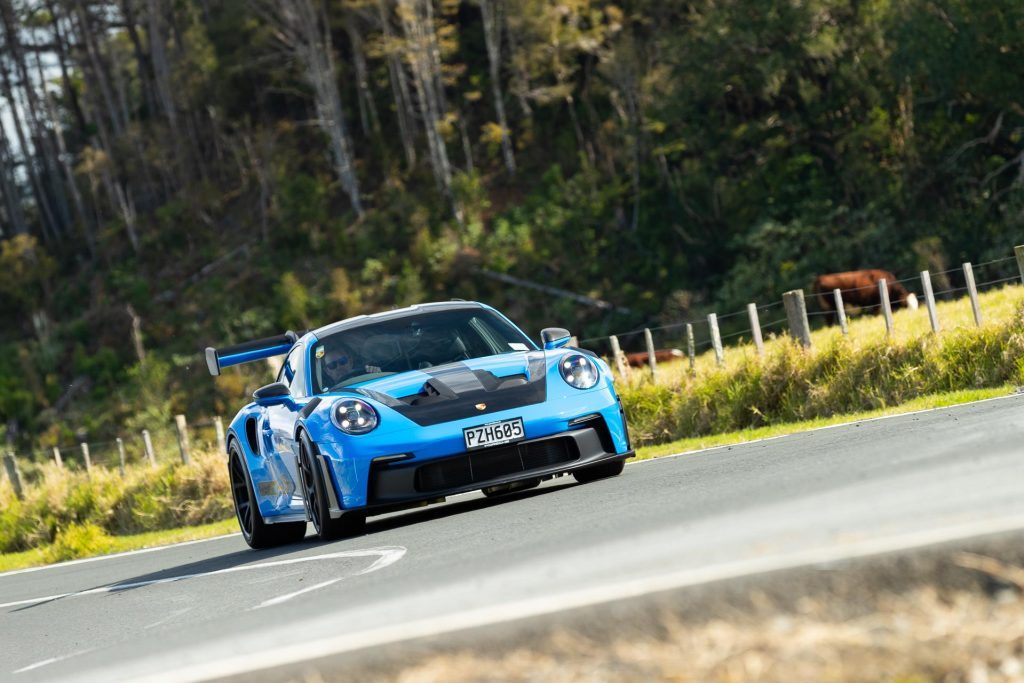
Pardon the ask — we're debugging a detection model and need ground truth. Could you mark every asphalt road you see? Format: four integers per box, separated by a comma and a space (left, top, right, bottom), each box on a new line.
3, 393, 1024, 682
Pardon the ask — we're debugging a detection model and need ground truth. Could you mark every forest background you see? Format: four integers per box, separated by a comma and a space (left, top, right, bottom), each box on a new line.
0, 0, 1022, 451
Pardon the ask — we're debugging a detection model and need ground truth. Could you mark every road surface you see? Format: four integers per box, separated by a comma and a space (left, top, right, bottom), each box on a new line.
2, 393, 1023, 682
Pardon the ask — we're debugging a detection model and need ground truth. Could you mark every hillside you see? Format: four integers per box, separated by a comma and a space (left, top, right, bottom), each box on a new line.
1, 0, 1023, 450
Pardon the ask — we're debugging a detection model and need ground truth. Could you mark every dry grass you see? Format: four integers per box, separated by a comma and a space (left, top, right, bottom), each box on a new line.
370, 588, 1023, 683
618, 285, 1024, 446
0, 448, 231, 556
319, 554, 1024, 683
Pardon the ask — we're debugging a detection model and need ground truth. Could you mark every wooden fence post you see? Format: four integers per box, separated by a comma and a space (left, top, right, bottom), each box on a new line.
142, 429, 157, 468
1015, 245, 1024, 284
175, 415, 192, 465
920, 271, 940, 333
608, 335, 627, 379
3, 452, 24, 500
963, 262, 982, 327
879, 279, 894, 337
52, 446, 63, 469
80, 442, 92, 475
116, 437, 126, 476
833, 289, 848, 335
783, 290, 812, 348
643, 327, 659, 378
685, 323, 696, 375
213, 416, 226, 453
747, 304, 764, 356
708, 313, 724, 366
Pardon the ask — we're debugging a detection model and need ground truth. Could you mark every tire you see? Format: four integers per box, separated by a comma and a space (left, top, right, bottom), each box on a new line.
297, 430, 366, 541
573, 458, 626, 484
228, 441, 307, 549
481, 478, 541, 498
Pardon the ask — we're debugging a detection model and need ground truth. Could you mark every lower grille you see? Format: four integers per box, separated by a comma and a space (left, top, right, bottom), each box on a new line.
415, 437, 578, 493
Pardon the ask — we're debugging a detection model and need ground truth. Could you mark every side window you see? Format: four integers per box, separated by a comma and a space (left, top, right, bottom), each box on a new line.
278, 345, 306, 397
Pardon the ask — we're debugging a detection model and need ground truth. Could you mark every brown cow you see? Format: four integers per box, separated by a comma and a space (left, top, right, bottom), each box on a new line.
813, 269, 919, 324
624, 348, 684, 367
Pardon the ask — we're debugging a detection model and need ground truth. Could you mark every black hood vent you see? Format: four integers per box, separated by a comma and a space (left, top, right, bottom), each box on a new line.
390, 356, 546, 426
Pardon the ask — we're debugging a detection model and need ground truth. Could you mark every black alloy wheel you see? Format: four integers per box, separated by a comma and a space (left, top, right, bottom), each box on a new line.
298, 430, 367, 541
229, 440, 306, 549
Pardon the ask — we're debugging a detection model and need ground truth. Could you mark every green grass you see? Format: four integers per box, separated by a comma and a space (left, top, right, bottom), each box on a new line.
634, 385, 1015, 460
617, 284, 1024, 446
0, 448, 232, 555
0, 518, 238, 573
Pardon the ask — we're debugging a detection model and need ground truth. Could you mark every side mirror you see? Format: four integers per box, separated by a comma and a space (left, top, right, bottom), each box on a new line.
541, 327, 572, 350
253, 381, 292, 406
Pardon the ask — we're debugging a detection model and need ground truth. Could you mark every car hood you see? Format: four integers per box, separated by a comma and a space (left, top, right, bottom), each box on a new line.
351, 351, 543, 396
339, 351, 549, 427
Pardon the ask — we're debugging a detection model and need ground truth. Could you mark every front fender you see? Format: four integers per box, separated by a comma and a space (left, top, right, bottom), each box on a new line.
228, 405, 304, 521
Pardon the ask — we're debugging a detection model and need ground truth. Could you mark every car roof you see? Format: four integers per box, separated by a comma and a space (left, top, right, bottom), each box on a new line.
308, 301, 490, 340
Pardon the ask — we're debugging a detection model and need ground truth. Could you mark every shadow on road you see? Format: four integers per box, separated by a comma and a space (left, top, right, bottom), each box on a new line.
12, 478, 577, 613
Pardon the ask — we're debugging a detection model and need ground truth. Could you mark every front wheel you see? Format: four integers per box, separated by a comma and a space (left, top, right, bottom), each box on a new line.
298, 431, 366, 541
573, 458, 625, 484
229, 442, 307, 549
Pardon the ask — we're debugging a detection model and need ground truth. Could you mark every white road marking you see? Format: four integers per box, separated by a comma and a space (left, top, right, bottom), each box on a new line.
0, 533, 242, 578
144, 607, 195, 630
138, 513, 1024, 683
0, 547, 406, 610
254, 578, 346, 610
13, 649, 94, 675
629, 391, 1022, 465
254, 546, 408, 610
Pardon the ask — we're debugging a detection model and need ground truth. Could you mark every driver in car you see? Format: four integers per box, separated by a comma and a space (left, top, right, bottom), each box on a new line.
321, 342, 357, 389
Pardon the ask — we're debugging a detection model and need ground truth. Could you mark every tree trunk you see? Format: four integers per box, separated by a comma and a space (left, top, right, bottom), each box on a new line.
119, 0, 159, 119
397, 0, 453, 196
72, 0, 126, 138
0, 44, 58, 244
0, 117, 27, 235
45, 0, 89, 136
344, 15, 381, 140
377, 0, 417, 169
32, 44, 96, 257
254, 0, 364, 215
478, 0, 515, 174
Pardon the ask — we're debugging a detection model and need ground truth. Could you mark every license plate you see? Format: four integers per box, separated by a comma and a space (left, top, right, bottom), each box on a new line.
463, 418, 525, 451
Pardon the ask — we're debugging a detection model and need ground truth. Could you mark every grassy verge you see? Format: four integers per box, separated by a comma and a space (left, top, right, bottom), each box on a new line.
0, 518, 238, 573
0, 448, 232, 562
619, 285, 1024, 446
634, 385, 1016, 460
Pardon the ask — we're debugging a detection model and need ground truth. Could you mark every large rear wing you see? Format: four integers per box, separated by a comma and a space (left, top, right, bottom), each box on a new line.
205, 331, 299, 376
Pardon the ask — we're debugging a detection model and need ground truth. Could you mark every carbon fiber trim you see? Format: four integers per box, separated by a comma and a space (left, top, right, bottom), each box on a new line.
388, 357, 547, 427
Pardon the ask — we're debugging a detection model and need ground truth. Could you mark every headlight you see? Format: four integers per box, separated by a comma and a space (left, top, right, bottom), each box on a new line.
331, 398, 379, 435
559, 354, 599, 390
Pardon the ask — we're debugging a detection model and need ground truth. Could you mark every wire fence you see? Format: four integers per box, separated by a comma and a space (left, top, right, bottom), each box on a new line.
3, 249, 1023, 495
2, 413, 227, 492
581, 249, 1024, 373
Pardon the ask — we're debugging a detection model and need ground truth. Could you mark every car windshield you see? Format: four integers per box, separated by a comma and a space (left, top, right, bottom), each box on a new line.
310, 308, 537, 393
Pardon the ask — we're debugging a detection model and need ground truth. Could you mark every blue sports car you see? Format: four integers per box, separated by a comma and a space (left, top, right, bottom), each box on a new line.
207, 301, 633, 548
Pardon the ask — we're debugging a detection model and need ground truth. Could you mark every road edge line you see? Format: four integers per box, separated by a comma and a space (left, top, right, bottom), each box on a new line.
139, 513, 1024, 683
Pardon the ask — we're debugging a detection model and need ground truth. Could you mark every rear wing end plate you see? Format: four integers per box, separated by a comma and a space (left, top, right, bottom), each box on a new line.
206, 331, 299, 376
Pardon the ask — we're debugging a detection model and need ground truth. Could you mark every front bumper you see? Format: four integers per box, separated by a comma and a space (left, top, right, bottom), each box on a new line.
365, 426, 631, 508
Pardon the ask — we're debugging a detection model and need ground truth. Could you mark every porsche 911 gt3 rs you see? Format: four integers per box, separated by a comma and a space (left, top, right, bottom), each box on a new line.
206, 301, 633, 548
